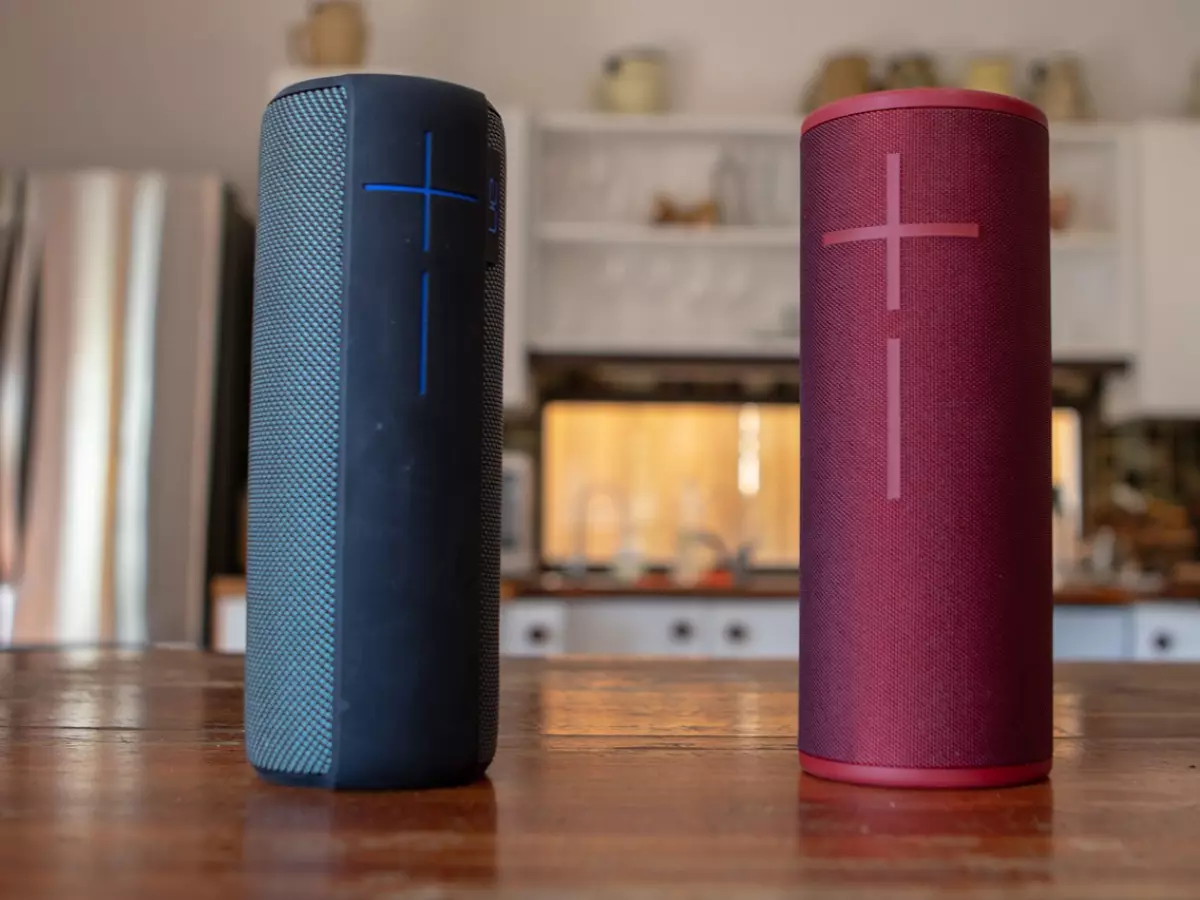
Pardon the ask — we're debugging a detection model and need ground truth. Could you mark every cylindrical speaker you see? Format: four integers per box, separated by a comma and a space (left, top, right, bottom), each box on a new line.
799, 89, 1053, 789
245, 74, 504, 789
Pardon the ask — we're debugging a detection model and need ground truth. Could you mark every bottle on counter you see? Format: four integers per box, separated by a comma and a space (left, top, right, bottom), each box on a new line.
672, 482, 706, 588
1053, 483, 1082, 590
1053, 485, 1067, 590
613, 495, 653, 586
712, 149, 749, 226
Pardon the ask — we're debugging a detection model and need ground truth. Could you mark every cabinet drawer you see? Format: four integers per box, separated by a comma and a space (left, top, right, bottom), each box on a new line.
1053, 606, 1132, 661
564, 600, 713, 656
712, 601, 798, 659
1133, 602, 1200, 661
501, 600, 567, 657
212, 593, 247, 655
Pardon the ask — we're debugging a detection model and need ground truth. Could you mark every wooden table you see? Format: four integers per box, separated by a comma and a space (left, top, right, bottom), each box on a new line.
2, 653, 1199, 899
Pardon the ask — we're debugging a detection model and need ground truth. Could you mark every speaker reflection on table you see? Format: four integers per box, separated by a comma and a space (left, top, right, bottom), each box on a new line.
245, 74, 504, 790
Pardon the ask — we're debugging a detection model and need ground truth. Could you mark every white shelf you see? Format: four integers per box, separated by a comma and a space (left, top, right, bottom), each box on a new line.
1049, 122, 1129, 145
538, 111, 802, 138
528, 338, 798, 358
540, 222, 799, 248
529, 111, 1133, 362
1053, 231, 1117, 251
538, 112, 1126, 143
541, 223, 1109, 251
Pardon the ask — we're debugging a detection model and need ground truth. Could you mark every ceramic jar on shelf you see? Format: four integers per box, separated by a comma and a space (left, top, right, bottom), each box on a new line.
964, 57, 1017, 97
801, 54, 874, 113
288, 0, 368, 67
598, 47, 669, 114
1029, 56, 1093, 120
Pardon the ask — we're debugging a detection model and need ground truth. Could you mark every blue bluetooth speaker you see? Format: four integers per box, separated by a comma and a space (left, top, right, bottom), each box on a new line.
245, 74, 504, 789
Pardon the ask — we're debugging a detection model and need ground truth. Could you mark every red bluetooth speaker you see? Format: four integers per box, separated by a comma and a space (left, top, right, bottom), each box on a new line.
799, 89, 1053, 789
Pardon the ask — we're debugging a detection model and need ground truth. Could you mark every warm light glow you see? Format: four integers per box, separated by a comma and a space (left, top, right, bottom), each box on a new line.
542, 402, 1081, 569
737, 404, 761, 497
542, 402, 799, 567
1053, 408, 1083, 533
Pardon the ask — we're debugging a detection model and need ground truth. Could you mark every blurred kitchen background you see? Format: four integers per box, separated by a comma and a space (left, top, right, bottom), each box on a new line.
5, 0, 1200, 661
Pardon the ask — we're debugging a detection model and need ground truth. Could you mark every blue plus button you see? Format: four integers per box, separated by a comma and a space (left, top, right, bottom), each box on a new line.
364, 131, 478, 252
364, 131, 478, 395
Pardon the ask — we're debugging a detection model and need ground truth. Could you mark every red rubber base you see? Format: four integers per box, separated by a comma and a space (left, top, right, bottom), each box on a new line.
799, 751, 1051, 789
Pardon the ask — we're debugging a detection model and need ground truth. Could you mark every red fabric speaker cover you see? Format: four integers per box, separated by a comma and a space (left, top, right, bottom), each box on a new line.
799, 89, 1053, 788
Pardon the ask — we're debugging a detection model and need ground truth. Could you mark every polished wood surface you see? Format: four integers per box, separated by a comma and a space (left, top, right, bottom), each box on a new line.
3, 652, 1200, 898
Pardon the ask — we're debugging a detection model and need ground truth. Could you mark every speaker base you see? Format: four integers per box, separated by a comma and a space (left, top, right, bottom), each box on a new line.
253, 761, 491, 791
798, 751, 1051, 789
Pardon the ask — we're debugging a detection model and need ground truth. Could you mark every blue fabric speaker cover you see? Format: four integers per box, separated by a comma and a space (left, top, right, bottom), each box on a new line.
245, 85, 347, 776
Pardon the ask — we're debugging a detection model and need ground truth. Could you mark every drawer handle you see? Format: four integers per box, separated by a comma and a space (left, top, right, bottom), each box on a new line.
670, 620, 694, 643
526, 624, 550, 646
725, 622, 749, 644
1153, 631, 1174, 653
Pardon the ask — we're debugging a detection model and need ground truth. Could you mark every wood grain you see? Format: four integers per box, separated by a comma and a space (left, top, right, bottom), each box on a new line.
3, 652, 1200, 898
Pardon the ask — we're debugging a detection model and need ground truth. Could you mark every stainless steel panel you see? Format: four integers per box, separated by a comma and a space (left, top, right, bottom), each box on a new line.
0, 175, 35, 590
2, 170, 224, 648
0, 172, 29, 645
112, 174, 166, 646
17, 172, 126, 645
143, 175, 222, 646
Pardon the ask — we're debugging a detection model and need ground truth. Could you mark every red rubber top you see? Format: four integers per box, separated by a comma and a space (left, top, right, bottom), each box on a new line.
801, 87, 1047, 135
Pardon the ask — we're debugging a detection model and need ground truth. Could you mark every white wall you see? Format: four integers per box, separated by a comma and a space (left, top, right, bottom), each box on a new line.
2, 0, 1198, 206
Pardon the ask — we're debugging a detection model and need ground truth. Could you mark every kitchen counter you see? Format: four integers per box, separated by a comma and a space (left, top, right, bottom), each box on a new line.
211, 575, 1192, 606
509, 573, 1174, 605
2, 650, 1200, 897
507, 571, 804, 598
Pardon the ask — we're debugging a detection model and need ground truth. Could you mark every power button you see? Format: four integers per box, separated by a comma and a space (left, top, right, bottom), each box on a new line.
485, 146, 502, 264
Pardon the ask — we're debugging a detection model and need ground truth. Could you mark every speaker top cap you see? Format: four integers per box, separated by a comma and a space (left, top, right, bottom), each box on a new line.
270, 72, 485, 107
801, 87, 1048, 136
